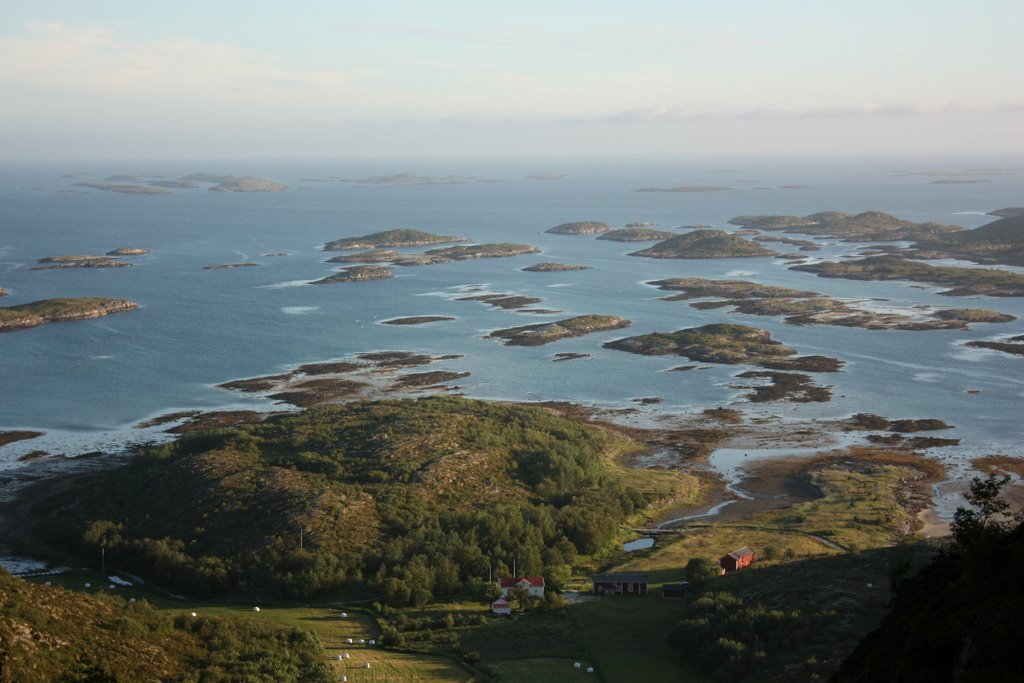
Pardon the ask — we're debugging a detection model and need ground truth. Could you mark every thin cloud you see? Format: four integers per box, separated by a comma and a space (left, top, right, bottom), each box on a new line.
0, 22, 349, 97
587, 100, 1023, 124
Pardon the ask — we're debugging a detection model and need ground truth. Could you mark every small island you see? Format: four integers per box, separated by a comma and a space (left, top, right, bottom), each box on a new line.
634, 185, 733, 193
728, 211, 963, 242
525, 173, 567, 180
323, 229, 469, 251
347, 173, 492, 186
0, 430, 44, 447
31, 255, 131, 270
522, 262, 593, 272
759, 355, 845, 372
0, 298, 139, 333
933, 309, 1016, 324
545, 221, 612, 235
964, 336, 1024, 357
309, 265, 394, 284
630, 229, 777, 259
735, 370, 832, 403
605, 323, 840, 370
390, 370, 471, 389
791, 256, 1024, 297
181, 173, 288, 192
597, 227, 678, 242
424, 243, 541, 260
326, 249, 403, 264
325, 249, 453, 267
106, 247, 150, 256
648, 277, 1015, 330
382, 316, 456, 325
147, 179, 200, 189
457, 293, 544, 310
604, 323, 797, 364
551, 352, 591, 361
203, 263, 261, 270
489, 314, 631, 346
73, 182, 172, 195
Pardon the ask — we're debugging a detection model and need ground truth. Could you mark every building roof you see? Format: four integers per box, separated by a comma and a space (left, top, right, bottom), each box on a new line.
726, 547, 755, 560
498, 576, 545, 588
491, 597, 511, 606
592, 572, 649, 583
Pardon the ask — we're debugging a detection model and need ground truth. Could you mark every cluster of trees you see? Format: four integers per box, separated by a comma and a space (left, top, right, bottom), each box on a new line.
834, 474, 1023, 681
668, 591, 837, 680
32, 397, 664, 602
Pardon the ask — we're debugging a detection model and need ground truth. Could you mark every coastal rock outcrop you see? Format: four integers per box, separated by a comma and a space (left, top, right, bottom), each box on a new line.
522, 262, 593, 272
323, 229, 468, 251
630, 230, 777, 259
597, 228, 678, 242
31, 255, 131, 270
546, 221, 612, 235
489, 314, 631, 346
0, 298, 139, 333
310, 265, 394, 284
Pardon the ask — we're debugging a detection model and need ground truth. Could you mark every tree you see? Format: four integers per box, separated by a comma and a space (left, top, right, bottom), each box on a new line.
951, 474, 1012, 547
686, 557, 721, 584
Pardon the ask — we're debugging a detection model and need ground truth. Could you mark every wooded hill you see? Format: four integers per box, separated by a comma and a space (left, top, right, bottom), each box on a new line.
27, 397, 688, 602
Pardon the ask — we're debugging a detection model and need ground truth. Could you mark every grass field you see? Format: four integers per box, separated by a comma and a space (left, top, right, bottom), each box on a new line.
25, 571, 476, 683
617, 526, 834, 582
171, 605, 475, 682
487, 657, 598, 682
572, 596, 708, 682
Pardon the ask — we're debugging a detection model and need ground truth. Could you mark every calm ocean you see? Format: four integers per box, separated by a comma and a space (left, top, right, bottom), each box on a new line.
1, 157, 1022, 475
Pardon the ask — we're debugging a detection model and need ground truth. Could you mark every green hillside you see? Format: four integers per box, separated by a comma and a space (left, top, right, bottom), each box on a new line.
0, 569, 332, 682
916, 214, 1024, 266
27, 397, 689, 602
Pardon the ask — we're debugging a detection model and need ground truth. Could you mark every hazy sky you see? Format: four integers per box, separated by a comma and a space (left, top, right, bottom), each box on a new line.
2, 1, 1021, 160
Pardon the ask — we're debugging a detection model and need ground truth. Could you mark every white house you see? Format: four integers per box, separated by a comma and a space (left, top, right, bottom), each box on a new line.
490, 597, 512, 615
498, 576, 545, 598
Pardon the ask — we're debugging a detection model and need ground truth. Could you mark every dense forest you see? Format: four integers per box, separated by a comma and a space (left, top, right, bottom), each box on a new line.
27, 397, 687, 602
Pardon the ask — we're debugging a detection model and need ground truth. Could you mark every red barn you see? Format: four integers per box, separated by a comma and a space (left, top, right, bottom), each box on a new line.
592, 572, 648, 596
720, 547, 755, 573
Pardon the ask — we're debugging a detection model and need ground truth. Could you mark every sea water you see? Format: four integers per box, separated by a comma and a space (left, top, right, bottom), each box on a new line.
1, 157, 1021, 473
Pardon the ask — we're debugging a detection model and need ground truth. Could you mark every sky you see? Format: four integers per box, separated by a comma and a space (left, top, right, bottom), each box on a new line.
1, 0, 1022, 160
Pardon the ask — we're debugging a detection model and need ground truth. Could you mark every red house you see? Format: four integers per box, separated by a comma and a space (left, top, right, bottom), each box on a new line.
592, 572, 648, 596
720, 547, 755, 573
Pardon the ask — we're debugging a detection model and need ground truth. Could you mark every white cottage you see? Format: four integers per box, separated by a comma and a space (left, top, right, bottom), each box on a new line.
498, 576, 546, 598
